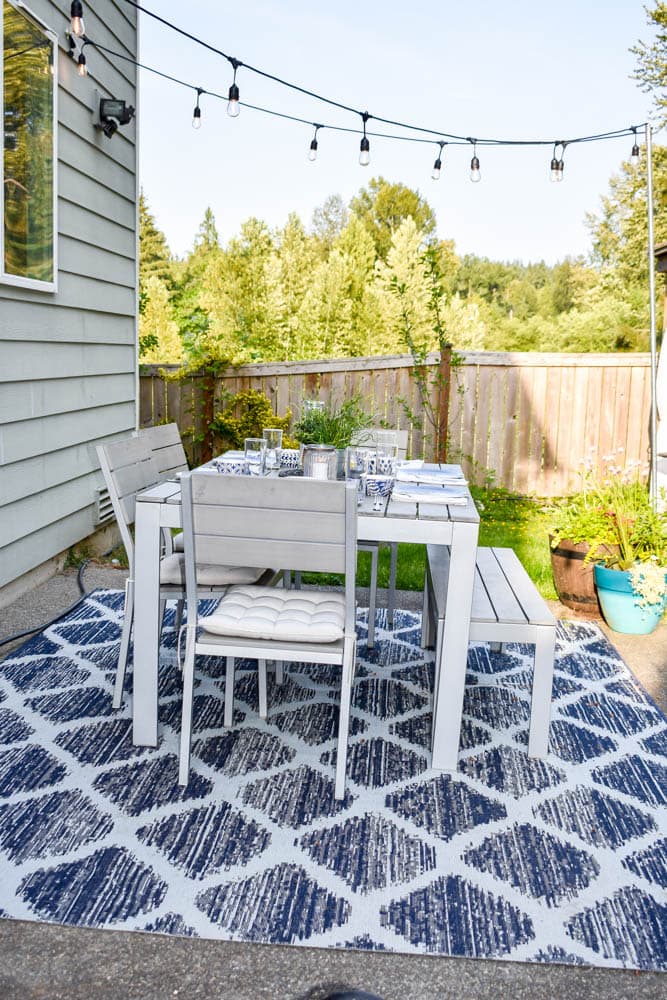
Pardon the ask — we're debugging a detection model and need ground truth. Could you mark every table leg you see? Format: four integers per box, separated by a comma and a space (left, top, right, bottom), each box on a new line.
132, 500, 161, 746
431, 519, 479, 769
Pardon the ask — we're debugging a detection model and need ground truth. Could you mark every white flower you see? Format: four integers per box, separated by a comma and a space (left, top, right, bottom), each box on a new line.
629, 558, 667, 608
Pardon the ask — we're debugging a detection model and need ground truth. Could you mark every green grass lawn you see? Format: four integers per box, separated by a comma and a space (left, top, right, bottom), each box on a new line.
311, 486, 558, 600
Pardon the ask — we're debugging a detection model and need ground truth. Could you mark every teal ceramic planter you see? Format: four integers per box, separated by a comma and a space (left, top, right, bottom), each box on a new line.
593, 563, 666, 635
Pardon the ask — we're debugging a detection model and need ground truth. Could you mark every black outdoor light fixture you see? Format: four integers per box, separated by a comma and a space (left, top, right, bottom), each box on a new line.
98, 97, 135, 138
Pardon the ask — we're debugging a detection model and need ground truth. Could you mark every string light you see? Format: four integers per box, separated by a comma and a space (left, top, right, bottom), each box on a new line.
192, 88, 203, 129
70, 1, 85, 37
85, 10, 646, 181
432, 141, 445, 180
227, 59, 240, 118
631, 127, 640, 166
308, 124, 321, 161
469, 140, 481, 183
77, 48, 87, 77
555, 142, 566, 181
359, 111, 370, 166
550, 143, 561, 182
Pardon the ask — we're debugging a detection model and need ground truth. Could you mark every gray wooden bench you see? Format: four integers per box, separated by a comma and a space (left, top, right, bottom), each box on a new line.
422, 544, 557, 757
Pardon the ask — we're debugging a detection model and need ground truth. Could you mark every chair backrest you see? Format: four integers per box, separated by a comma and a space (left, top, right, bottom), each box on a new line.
97, 437, 161, 568
181, 472, 358, 622
351, 427, 408, 460
137, 423, 188, 481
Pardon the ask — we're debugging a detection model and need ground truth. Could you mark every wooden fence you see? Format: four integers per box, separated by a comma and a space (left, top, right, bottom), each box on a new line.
140, 351, 652, 496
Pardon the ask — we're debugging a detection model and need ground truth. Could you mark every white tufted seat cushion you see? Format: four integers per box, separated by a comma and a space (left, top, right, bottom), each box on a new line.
201, 586, 346, 643
159, 554, 266, 587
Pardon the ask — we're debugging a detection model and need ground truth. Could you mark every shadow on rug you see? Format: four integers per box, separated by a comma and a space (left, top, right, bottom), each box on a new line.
0, 590, 665, 970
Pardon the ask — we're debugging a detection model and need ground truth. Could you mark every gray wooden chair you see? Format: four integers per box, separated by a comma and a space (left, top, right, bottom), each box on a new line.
353, 428, 408, 647
137, 422, 189, 480
178, 472, 358, 800
137, 423, 189, 552
97, 439, 271, 710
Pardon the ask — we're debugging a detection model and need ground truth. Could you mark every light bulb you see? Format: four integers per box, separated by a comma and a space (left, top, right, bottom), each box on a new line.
359, 136, 370, 167
631, 143, 640, 166
470, 155, 481, 183
70, 1, 85, 37
309, 138, 318, 161
192, 105, 201, 129
432, 157, 442, 180
77, 52, 87, 76
550, 156, 559, 182
556, 159, 565, 182
227, 82, 240, 118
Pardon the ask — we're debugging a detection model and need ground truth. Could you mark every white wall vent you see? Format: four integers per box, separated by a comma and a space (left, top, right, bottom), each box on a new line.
94, 486, 115, 526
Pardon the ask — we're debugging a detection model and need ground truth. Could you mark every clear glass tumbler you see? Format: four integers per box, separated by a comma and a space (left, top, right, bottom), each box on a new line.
263, 428, 283, 470
244, 437, 267, 476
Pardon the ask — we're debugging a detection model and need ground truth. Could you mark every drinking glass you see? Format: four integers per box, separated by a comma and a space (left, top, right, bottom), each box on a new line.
346, 445, 374, 497
244, 437, 267, 476
262, 428, 283, 470
375, 430, 399, 477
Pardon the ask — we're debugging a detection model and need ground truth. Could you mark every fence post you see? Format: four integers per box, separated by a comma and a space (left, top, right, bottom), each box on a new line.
437, 346, 452, 463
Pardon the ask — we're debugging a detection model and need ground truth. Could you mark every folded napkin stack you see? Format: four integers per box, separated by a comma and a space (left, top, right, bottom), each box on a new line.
392, 461, 469, 505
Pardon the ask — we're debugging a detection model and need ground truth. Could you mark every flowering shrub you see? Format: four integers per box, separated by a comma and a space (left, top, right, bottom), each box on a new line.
550, 450, 667, 605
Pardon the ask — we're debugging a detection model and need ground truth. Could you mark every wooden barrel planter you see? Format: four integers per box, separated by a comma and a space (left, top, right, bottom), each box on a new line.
549, 536, 604, 617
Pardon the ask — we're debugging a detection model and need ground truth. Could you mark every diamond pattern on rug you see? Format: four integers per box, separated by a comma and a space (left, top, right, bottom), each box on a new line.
462, 822, 600, 906
381, 875, 535, 956
386, 774, 506, 841
565, 885, 667, 970
19, 846, 167, 925
0, 591, 665, 972
195, 863, 351, 943
136, 801, 271, 879
299, 812, 436, 892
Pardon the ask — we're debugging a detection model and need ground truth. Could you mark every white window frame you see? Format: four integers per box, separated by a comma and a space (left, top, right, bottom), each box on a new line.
1, 0, 58, 292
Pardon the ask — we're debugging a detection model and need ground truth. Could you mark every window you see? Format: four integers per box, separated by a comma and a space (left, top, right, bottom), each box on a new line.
2, 0, 57, 290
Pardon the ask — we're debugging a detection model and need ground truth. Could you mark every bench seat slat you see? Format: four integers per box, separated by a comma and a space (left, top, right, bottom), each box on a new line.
475, 547, 526, 624
492, 547, 555, 626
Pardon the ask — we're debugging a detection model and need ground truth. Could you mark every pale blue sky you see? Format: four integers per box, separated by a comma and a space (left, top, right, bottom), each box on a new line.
136, 0, 655, 263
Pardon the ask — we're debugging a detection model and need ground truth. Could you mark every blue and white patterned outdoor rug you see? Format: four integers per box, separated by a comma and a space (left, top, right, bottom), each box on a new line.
0, 589, 665, 971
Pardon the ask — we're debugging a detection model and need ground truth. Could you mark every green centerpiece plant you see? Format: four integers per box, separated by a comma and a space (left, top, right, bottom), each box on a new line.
293, 397, 374, 450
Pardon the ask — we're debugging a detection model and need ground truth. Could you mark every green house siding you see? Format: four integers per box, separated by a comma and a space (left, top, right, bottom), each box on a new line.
0, 0, 138, 588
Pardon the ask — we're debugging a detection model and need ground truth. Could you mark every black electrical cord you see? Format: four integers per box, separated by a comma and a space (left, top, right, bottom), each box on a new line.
0, 560, 93, 649
116, 0, 644, 149
86, 38, 644, 152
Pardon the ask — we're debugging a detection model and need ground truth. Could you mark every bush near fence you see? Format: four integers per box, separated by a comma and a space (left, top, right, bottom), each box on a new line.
139, 351, 651, 498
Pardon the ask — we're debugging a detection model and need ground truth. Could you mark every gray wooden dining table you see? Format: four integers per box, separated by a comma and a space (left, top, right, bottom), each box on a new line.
131, 464, 480, 771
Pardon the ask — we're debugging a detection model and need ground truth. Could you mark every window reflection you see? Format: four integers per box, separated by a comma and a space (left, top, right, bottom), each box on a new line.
3, 0, 54, 284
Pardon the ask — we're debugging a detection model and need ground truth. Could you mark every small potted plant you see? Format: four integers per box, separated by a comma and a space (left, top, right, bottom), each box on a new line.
550, 453, 667, 633
293, 397, 374, 476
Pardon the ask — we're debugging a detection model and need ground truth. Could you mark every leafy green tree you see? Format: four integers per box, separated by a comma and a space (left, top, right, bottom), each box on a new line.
632, 2, 667, 126
139, 276, 183, 363
311, 194, 349, 254
586, 144, 667, 291
170, 207, 223, 364
350, 177, 437, 259
139, 192, 173, 312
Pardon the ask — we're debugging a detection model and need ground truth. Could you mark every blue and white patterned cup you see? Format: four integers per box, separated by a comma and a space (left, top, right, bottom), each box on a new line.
213, 457, 247, 475
366, 475, 394, 497
280, 448, 301, 470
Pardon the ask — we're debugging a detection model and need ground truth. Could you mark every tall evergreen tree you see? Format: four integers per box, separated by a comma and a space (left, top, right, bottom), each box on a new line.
138, 191, 173, 312
632, 2, 667, 126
